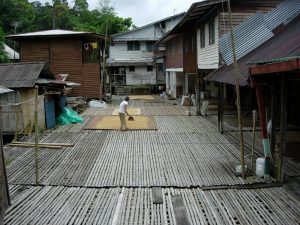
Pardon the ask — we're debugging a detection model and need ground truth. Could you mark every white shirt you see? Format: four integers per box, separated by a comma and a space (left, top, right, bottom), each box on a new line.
119, 100, 128, 113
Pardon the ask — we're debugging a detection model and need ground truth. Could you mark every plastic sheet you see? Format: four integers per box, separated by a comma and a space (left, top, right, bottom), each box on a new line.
89, 100, 107, 108
56, 107, 83, 125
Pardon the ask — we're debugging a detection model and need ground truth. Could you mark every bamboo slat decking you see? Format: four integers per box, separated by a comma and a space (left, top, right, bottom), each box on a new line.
5, 185, 300, 225
5, 122, 259, 187
4, 95, 300, 224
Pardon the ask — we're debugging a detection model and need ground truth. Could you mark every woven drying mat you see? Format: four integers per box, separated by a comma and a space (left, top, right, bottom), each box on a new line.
129, 95, 155, 100
84, 116, 158, 130
112, 108, 141, 116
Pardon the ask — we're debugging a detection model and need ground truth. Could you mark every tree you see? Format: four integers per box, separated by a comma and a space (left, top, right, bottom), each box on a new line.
0, 26, 9, 63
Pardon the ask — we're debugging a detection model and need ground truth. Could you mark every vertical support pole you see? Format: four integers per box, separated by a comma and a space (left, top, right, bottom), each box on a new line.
227, 0, 245, 178
218, 82, 224, 134
196, 71, 201, 115
255, 83, 271, 180
279, 76, 287, 182
0, 106, 10, 206
270, 80, 277, 175
251, 109, 257, 171
34, 86, 39, 185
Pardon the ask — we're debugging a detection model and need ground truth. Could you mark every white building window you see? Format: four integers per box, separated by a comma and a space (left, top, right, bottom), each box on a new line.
147, 66, 153, 72
209, 20, 215, 45
127, 41, 140, 51
129, 66, 135, 72
200, 26, 205, 48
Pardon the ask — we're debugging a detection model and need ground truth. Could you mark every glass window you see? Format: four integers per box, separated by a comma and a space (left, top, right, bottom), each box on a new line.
129, 66, 135, 72
127, 41, 140, 51
157, 63, 164, 72
200, 26, 205, 48
147, 66, 153, 72
82, 42, 99, 63
209, 20, 215, 45
146, 41, 155, 52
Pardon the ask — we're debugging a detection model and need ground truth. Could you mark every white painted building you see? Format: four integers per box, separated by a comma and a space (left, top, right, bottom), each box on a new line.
196, 16, 219, 98
107, 13, 184, 93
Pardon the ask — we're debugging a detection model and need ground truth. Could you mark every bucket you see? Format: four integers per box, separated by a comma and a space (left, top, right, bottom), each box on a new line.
200, 92, 204, 100
256, 158, 265, 177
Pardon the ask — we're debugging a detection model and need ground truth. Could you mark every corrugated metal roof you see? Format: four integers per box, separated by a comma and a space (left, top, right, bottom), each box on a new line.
264, 0, 300, 30
0, 62, 53, 88
107, 58, 153, 66
6, 29, 108, 40
219, 0, 300, 66
0, 86, 13, 94
219, 13, 274, 65
205, 15, 300, 86
35, 78, 81, 87
248, 56, 300, 65
4, 44, 19, 60
112, 13, 185, 38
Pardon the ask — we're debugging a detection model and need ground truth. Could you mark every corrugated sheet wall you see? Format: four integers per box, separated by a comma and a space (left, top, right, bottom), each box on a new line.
264, 0, 300, 30
219, 0, 300, 66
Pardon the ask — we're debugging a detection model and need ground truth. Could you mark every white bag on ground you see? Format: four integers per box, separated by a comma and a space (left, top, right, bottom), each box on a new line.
89, 100, 107, 108
200, 101, 209, 116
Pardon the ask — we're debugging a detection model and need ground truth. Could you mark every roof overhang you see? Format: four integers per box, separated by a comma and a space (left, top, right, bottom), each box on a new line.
249, 57, 300, 77
6, 29, 110, 42
107, 59, 153, 67
0, 86, 14, 94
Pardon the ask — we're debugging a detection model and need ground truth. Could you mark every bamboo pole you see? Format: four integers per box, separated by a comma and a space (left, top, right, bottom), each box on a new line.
251, 110, 257, 171
227, 0, 245, 178
11, 141, 73, 147
0, 106, 11, 205
34, 86, 39, 185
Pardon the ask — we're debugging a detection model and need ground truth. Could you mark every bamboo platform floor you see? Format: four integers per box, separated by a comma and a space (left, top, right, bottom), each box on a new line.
4, 97, 300, 224
6, 116, 263, 187
5, 185, 300, 225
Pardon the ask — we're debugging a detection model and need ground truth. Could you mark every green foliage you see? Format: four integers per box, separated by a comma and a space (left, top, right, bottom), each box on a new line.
0, 26, 9, 63
0, 0, 134, 35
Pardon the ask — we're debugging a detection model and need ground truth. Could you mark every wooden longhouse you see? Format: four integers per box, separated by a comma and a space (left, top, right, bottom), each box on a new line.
6, 30, 109, 99
157, 0, 284, 100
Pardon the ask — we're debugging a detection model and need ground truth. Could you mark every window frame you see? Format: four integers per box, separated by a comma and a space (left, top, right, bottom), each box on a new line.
147, 65, 153, 72
209, 19, 215, 45
129, 66, 135, 72
127, 41, 140, 51
200, 26, 205, 48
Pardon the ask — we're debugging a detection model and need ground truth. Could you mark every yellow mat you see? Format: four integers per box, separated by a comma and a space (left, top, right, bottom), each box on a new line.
112, 108, 141, 116
129, 95, 155, 100
84, 116, 158, 130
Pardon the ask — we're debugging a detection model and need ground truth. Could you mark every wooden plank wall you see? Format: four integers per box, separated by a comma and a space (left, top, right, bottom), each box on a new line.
165, 34, 184, 69
218, 4, 280, 37
20, 37, 102, 98
183, 28, 197, 74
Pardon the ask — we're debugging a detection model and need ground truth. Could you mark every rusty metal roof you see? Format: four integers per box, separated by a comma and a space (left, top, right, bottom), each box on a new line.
0, 62, 54, 88
205, 15, 300, 86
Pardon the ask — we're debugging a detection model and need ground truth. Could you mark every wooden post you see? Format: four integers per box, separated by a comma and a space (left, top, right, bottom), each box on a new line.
227, 0, 245, 178
279, 76, 287, 182
34, 86, 39, 185
218, 82, 224, 134
270, 80, 277, 175
251, 109, 257, 171
0, 106, 10, 206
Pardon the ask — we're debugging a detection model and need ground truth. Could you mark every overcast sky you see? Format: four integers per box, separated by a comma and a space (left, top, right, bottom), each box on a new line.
29, 0, 202, 27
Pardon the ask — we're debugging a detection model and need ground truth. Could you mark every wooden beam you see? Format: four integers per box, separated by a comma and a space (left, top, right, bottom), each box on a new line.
279, 76, 287, 182
11, 141, 74, 147
250, 59, 300, 75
